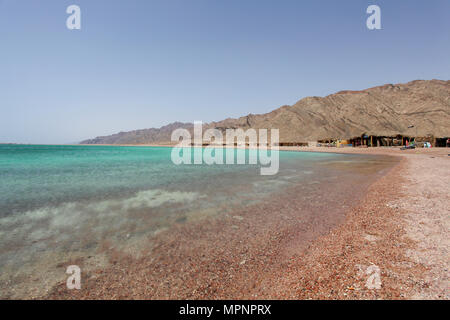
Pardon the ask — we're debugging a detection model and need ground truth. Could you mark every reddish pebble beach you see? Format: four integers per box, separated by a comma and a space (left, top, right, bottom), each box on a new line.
46, 147, 449, 300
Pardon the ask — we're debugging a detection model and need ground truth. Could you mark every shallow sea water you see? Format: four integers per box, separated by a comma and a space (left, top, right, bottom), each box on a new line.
0, 145, 396, 298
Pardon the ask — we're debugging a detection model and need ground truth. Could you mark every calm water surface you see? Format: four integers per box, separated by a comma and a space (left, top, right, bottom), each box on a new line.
0, 144, 395, 298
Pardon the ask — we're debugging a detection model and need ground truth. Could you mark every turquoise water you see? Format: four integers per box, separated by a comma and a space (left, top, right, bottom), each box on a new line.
0, 144, 389, 298
0, 144, 337, 217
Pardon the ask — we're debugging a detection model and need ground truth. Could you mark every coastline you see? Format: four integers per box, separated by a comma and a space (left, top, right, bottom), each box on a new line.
270, 147, 449, 299
43, 147, 449, 300
267, 147, 449, 299
2, 0, 448, 303
7, 147, 444, 299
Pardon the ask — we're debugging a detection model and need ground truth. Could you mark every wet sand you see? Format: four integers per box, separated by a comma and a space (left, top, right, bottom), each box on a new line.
40, 148, 449, 299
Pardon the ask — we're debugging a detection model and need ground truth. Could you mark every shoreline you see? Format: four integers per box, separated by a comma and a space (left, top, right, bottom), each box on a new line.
270, 147, 449, 299
7, 146, 448, 299
44, 148, 449, 300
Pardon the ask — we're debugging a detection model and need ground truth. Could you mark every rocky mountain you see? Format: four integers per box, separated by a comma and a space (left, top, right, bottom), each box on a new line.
80, 79, 450, 145
81, 122, 193, 145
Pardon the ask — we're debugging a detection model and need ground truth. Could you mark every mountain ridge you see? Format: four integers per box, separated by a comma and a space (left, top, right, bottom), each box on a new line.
80, 79, 450, 145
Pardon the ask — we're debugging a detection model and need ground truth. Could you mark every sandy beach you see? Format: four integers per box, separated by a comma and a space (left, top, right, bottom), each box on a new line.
2, 0, 449, 305
43, 147, 449, 300
271, 147, 449, 299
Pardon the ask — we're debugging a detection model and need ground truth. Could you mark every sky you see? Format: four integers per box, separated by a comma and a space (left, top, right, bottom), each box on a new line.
0, 0, 449, 144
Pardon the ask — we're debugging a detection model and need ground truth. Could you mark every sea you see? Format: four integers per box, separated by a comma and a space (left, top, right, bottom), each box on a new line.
0, 144, 396, 298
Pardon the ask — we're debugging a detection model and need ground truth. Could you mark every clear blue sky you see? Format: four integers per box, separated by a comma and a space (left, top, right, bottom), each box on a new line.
0, 0, 449, 144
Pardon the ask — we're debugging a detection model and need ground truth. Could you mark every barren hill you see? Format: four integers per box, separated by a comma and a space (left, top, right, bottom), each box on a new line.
81, 122, 193, 145
80, 79, 450, 145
